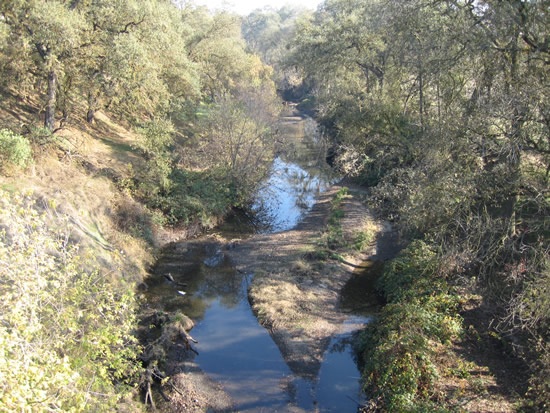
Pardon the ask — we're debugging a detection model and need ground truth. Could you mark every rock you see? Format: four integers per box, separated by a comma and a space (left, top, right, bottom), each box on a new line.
177, 314, 195, 331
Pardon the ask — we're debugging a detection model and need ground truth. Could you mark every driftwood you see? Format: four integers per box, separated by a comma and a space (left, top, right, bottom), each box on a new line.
164, 272, 188, 287
152, 368, 187, 400
141, 311, 198, 408
144, 367, 157, 410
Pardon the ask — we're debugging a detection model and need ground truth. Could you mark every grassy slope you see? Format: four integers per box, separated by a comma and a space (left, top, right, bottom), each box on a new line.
0, 92, 155, 286
0, 91, 166, 410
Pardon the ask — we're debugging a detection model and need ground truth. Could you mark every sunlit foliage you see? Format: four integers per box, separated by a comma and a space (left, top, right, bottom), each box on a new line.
0, 190, 142, 411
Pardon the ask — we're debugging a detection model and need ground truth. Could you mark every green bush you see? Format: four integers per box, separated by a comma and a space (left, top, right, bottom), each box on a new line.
133, 118, 176, 195
361, 302, 439, 411
360, 241, 462, 411
145, 169, 233, 227
135, 118, 175, 157
0, 190, 142, 411
0, 129, 33, 168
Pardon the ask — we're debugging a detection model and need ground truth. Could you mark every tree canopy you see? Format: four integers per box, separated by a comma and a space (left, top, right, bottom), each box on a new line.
288, 0, 550, 409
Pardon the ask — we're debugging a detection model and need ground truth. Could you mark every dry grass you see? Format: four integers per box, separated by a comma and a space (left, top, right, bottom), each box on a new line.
431, 294, 527, 412
250, 270, 322, 330
0, 98, 154, 285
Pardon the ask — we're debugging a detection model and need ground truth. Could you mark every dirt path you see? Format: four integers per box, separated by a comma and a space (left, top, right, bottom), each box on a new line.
225, 184, 395, 379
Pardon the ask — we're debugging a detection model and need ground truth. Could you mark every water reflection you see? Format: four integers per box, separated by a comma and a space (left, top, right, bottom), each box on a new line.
145, 115, 373, 412
252, 158, 334, 233
217, 116, 337, 236
315, 317, 369, 412
341, 261, 385, 316
148, 243, 249, 321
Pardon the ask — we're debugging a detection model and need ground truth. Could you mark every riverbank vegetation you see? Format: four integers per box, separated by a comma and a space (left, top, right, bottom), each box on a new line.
277, 0, 549, 410
2, 0, 549, 411
0, 0, 282, 410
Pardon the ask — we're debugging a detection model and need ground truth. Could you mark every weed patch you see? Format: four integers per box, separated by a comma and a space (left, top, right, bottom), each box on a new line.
358, 240, 463, 411
315, 187, 349, 254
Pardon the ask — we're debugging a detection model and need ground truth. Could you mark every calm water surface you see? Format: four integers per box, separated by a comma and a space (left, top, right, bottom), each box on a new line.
148, 115, 377, 412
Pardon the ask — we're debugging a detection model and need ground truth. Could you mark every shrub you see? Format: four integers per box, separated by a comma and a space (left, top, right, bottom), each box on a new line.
135, 118, 175, 157
133, 118, 176, 195
0, 190, 142, 411
0, 128, 32, 168
360, 241, 463, 411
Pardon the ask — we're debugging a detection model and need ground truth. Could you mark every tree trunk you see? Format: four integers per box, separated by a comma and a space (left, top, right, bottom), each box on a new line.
87, 91, 96, 124
418, 69, 424, 130
44, 69, 58, 131
505, 31, 522, 236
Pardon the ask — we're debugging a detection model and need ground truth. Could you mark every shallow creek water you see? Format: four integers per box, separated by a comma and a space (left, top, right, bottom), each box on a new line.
146, 115, 381, 412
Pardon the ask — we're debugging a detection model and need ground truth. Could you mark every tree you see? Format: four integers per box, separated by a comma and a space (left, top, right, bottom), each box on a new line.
1, 0, 86, 130
184, 9, 250, 98
194, 82, 281, 202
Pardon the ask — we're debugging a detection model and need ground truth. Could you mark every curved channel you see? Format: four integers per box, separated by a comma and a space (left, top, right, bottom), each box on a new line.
145, 113, 375, 412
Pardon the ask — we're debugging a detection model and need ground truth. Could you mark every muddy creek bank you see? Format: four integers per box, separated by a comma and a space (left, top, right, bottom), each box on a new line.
139, 114, 391, 412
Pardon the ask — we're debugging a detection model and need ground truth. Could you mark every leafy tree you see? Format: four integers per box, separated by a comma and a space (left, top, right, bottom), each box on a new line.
1, 0, 87, 130
194, 83, 281, 203
184, 9, 250, 98
81, 0, 200, 124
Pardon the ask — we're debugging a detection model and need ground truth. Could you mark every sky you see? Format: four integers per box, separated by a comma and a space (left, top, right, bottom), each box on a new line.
192, 0, 323, 15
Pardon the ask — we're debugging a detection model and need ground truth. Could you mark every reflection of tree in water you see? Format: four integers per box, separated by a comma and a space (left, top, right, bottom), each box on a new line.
179, 296, 211, 322
249, 195, 280, 231
151, 243, 250, 322
281, 375, 298, 405
280, 374, 316, 407
327, 330, 363, 366
196, 262, 248, 309
259, 162, 325, 206
173, 264, 248, 322
328, 334, 354, 354
281, 118, 333, 180
285, 171, 322, 203
233, 116, 336, 233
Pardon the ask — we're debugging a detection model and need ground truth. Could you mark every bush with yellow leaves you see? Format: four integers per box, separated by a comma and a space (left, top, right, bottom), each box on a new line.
0, 190, 143, 411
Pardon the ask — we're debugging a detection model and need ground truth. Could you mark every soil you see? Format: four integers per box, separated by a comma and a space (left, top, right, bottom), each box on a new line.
225, 184, 398, 380
147, 183, 399, 411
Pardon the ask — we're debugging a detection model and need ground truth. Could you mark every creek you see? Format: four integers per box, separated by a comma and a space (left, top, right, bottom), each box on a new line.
144, 114, 381, 412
